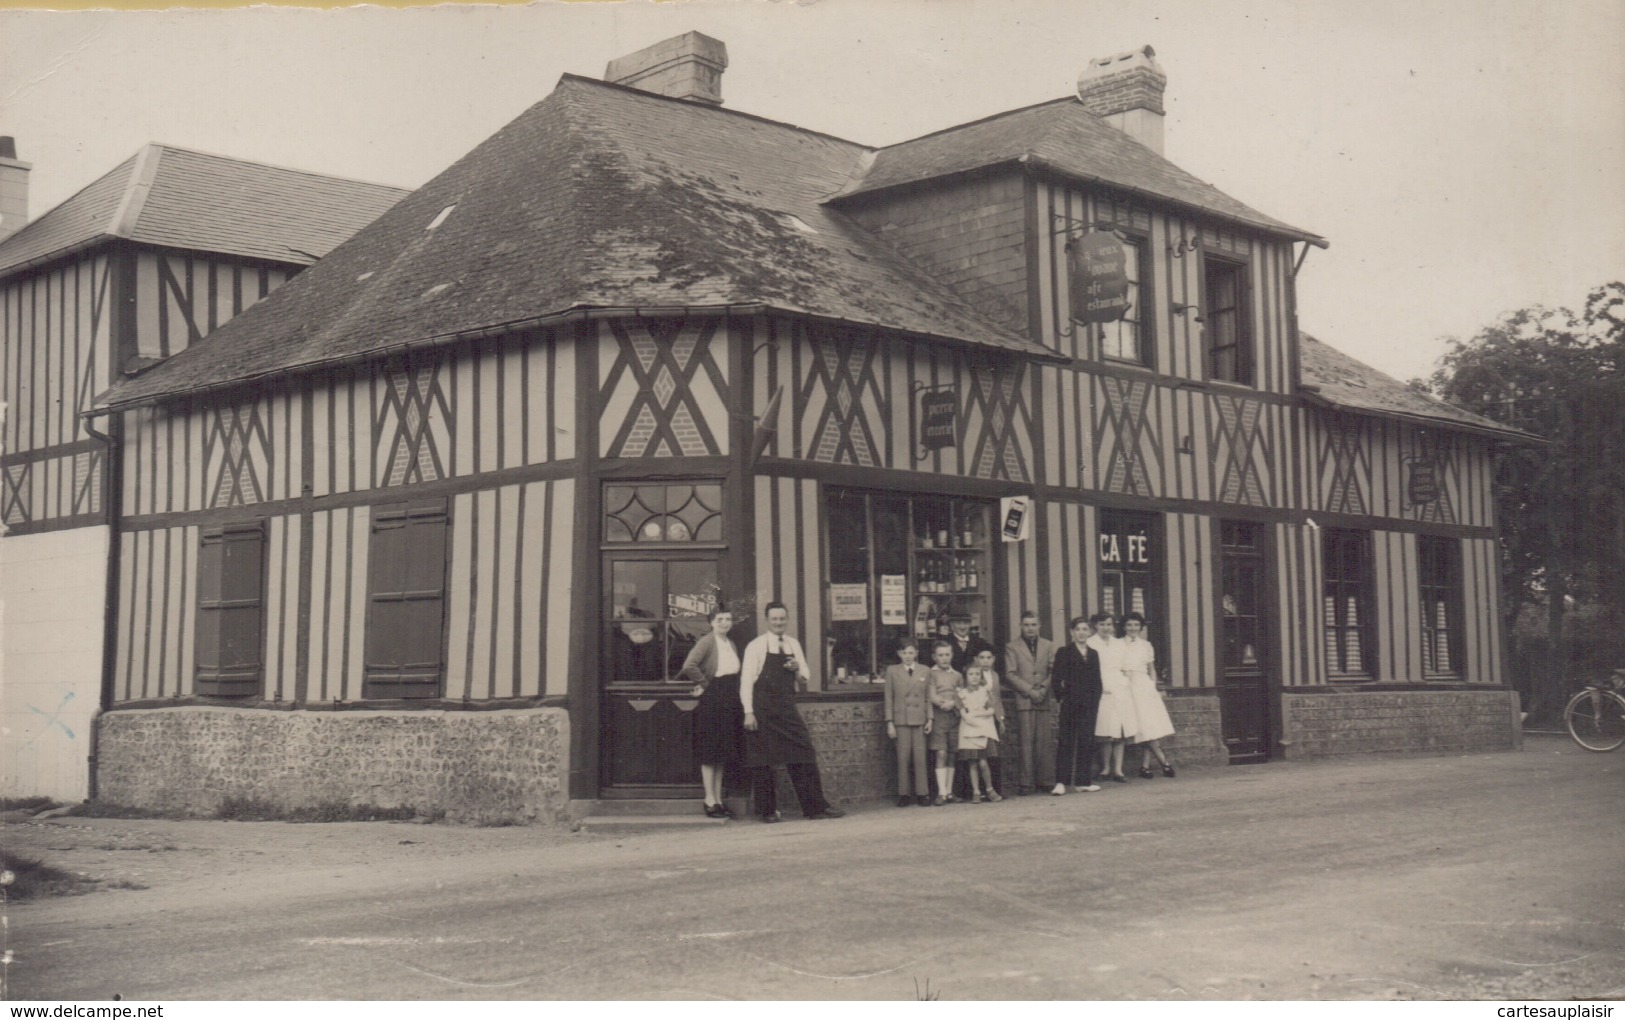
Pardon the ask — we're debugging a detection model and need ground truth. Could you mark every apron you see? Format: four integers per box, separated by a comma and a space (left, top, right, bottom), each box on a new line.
744, 647, 818, 766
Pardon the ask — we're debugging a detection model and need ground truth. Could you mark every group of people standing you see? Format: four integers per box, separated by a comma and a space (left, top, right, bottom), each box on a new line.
677, 600, 1176, 821
1010, 610, 1176, 797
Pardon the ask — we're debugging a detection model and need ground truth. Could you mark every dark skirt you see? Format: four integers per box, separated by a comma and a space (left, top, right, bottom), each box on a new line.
693, 672, 744, 767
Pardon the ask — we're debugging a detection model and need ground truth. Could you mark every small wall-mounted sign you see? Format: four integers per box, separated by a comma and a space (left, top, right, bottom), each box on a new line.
1068, 230, 1131, 325
1407, 457, 1440, 505
880, 575, 907, 625
918, 388, 957, 452
1000, 495, 1032, 542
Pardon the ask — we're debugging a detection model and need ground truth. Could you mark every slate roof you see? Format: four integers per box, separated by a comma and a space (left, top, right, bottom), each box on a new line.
97, 76, 1060, 411
1298, 333, 1539, 442
837, 98, 1327, 247
0, 144, 408, 277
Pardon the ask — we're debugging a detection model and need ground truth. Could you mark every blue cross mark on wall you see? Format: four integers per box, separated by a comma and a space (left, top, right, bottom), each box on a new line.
25, 691, 76, 747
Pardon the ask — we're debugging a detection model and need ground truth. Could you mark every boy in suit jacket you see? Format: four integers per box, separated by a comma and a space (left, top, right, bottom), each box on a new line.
1050, 614, 1104, 794
882, 639, 932, 807
1003, 610, 1057, 795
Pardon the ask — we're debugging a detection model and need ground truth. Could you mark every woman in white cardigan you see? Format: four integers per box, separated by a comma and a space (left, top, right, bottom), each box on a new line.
680, 609, 744, 818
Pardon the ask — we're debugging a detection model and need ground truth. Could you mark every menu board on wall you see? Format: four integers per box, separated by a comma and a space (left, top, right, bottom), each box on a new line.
880, 575, 907, 625
830, 583, 869, 622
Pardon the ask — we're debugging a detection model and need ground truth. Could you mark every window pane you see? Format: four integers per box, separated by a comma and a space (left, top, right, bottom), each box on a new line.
667, 560, 719, 618
612, 622, 664, 684
667, 619, 709, 678
611, 561, 663, 620
827, 493, 868, 583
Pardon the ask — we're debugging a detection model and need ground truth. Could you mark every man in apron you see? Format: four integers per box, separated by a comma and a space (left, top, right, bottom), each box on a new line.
739, 601, 846, 822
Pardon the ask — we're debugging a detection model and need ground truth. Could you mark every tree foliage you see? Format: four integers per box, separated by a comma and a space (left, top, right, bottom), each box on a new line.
1421, 282, 1625, 705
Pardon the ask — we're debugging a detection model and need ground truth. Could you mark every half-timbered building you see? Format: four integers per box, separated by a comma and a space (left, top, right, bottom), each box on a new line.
0, 141, 405, 798
78, 36, 1530, 819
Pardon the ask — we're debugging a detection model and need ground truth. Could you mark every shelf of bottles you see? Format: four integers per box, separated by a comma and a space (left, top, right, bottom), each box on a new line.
911, 498, 990, 642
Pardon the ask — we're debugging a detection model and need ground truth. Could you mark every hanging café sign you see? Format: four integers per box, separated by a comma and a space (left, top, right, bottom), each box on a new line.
1067, 229, 1131, 325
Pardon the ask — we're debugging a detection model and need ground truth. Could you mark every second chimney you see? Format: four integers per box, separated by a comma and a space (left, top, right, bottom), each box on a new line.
0, 137, 31, 245
604, 31, 728, 107
1077, 46, 1167, 155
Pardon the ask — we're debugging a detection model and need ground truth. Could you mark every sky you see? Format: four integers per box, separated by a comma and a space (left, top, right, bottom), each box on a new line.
2, 0, 1622, 384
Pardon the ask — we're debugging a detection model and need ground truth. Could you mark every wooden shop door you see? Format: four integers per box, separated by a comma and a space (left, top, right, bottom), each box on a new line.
601, 554, 718, 796
1218, 521, 1273, 763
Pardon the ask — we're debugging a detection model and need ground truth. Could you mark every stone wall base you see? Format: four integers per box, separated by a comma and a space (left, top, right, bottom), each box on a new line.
1281, 688, 1521, 759
96, 706, 569, 824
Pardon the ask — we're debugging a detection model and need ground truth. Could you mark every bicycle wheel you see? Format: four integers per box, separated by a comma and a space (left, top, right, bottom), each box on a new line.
1564, 689, 1625, 752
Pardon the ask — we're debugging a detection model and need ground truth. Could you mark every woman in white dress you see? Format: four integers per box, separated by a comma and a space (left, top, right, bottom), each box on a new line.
1118, 612, 1176, 778
1093, 617, 1139, 783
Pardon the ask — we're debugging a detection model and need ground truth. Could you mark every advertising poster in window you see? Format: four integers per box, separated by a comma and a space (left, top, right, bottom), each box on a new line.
830, 583, 869, 622
880, 574, 907, 625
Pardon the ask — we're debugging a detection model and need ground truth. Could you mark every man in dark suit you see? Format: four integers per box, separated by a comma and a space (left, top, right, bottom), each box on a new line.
1003, 610, 1057, 795
1050, 615, 1104, 794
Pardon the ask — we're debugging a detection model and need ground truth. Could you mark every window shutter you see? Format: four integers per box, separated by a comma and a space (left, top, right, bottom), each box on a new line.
196, 522, 265, 696
365, 499, 448, 699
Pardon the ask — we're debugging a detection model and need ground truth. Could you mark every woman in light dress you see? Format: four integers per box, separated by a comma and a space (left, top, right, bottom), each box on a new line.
1117, 612, 1176, 778
1093, 617, 1138, 783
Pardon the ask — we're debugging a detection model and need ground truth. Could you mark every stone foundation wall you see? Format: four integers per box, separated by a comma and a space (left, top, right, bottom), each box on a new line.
96, 706, 569, 824
790, 692, 1229, 807
1281, 688, 1521, 759
1161, 694, 1227, 768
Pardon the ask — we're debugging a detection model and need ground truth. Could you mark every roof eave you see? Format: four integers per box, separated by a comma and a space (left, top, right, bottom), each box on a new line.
87, 301, 1065, 417
1299, 387, 1547, 446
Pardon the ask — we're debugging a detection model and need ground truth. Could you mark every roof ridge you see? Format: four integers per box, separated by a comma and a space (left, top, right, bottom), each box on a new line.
556, 72, 875, 152
143, 141, 412, 194
875, 94, 1078, 151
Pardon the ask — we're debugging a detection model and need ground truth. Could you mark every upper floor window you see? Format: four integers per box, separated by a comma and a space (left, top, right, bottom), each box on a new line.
1323, 528, 1374, 680
195, 521, 266, 697
1204, 257, 1253, 386
1418, 536, 1462, 678
1098, 234, 1149, 366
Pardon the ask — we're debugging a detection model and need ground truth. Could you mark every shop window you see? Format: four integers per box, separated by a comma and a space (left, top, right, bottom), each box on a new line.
195, 521, 265, 697
364, 499, 448, 699
1099, 234, 1150, 366
824, 489, 992, 682
1323, 528, 1374, 680
1204, 257, 1253, 386
1419, 535, 1462, 678
604, 483, 722, 543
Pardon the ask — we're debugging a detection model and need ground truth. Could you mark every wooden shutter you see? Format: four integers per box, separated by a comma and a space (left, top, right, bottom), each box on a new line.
365, 499, 448, 699
196, 522, 265, 696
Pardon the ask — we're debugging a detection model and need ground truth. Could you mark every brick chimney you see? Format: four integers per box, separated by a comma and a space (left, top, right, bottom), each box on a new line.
605, 31, 728, 106
0, 137, 31, 245
1077, 46, 1167, 155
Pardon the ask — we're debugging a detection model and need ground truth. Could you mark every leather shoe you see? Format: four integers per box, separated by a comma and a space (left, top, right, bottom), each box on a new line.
896, 796, 911, 808
807, 807, 846, 820
916, 795, 932, 807
1138, 767, 1155, 779
704, 803, 725, 818
759, 811, 782, 823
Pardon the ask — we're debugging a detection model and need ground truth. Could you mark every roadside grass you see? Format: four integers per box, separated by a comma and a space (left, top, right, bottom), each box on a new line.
0, 796, 60, 813
0, 851, 146, 900
57, 798, 445, 823
214, 797, 441, 823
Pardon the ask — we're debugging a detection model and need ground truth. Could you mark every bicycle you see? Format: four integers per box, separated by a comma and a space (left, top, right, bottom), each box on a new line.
1563, 668, 1625, 752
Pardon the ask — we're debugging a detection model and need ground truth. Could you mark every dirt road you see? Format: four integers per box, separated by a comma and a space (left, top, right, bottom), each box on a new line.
5, 734, 1621, 1000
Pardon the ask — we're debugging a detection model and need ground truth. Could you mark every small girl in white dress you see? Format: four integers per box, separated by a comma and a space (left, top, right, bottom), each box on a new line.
956, 650, 1005, 803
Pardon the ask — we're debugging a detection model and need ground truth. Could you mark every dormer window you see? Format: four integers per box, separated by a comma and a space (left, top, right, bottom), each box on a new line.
1204, 256, 1252, 385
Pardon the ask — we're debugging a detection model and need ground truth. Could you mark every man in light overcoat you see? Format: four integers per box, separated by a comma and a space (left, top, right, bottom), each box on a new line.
1003, 610, 1057, 795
